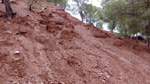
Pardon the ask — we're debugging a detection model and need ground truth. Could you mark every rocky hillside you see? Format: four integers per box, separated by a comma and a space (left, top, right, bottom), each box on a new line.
0, 0, 150, 84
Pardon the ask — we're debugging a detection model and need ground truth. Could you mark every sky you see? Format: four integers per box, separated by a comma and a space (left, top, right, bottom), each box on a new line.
88, 0, 102, 7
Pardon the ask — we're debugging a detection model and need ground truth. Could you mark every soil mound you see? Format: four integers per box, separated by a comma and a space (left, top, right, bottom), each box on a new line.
0, 1, 150, 84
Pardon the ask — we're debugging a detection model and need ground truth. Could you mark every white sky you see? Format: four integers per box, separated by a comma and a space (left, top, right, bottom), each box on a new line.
88, 0, 102, 7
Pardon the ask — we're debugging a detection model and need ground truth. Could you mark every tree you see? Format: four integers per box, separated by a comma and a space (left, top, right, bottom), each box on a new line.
3, 0, 14, 19
79, 3, 99, 23
72, 0, 89, 21
2, 0, 4, 3
145, 0, 150, 46
29, 0, 34, 11
101, 0, 120, 32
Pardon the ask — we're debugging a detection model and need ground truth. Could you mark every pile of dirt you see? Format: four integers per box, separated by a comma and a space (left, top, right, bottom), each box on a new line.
0, 0, 150, 84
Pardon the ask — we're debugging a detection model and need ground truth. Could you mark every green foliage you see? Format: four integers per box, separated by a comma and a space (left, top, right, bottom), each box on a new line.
79, 3, 99, 23
101, 0, 150, 38
25, 0, 46, 11
25, 0, 32, 5
46, 0, 68, 9
46, 0, 65, 3
36, 1, 46, 11
96, 21, 103, 29
142, 9, 150, 19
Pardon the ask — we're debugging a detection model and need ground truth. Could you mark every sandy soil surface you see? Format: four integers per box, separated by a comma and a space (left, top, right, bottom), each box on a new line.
0, 0, 150, 84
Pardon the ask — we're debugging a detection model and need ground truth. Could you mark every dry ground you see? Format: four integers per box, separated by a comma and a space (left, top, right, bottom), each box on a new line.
0, 0, 150, 84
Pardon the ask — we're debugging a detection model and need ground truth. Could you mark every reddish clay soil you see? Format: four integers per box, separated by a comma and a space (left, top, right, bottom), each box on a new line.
0, 0, 150, 84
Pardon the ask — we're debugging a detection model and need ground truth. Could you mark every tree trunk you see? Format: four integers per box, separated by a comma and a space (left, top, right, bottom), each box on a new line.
79, 10, 84, 21
147, 32, 150, 47
29, 0, 34, 11
75, 0, 84, 22
2, 0, 4, 3
148, 39, 150, 47
5, 0, 13, 19
147, 21, 150, 47
111, 20, 116, 33
147, 0, 150, 8
146, 0, 150, 47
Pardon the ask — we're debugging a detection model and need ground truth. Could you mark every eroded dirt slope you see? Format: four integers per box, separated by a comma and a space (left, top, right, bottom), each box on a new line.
0, 0, 150, 84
